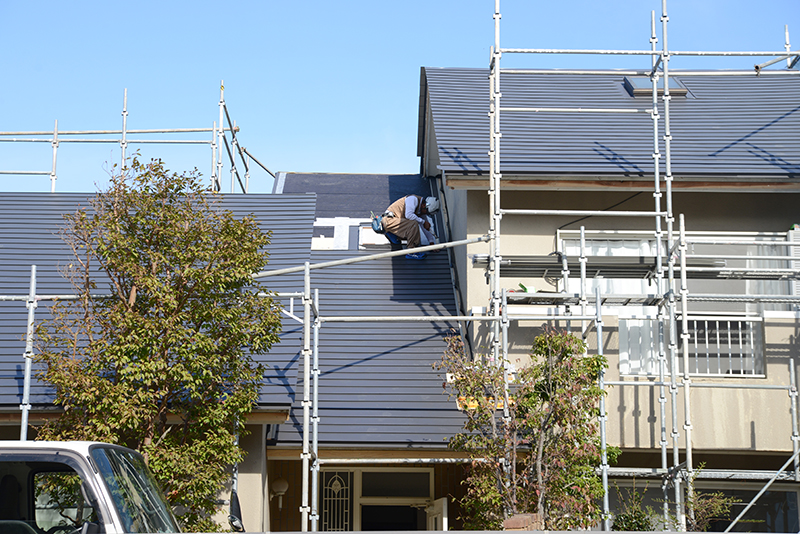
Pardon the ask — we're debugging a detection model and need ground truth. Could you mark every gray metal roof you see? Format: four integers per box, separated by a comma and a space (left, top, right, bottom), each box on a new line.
278, 173, 465, 448
0, 193, 316, 410
422, 67, 800, 181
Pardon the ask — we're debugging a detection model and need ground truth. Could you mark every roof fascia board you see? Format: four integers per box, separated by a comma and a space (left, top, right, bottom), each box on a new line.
444, 175, 800, 193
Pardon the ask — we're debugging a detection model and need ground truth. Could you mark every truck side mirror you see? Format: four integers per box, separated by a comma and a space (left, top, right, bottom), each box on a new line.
228, 490, 245, 532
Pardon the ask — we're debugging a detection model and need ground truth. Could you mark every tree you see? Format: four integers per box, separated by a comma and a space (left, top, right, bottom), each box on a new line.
437, 327, 613, 530
35, 157, 282, 531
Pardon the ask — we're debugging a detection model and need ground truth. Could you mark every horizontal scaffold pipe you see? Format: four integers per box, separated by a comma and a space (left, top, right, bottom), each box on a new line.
0, 171, 49, 175
499, 107, 649, 114
0, 127, 235, 136
687, 294, 800, 303
690, 383, 791, 391
687, 254, 799, 261
318, 314, 599, 324
317, 458, 470, 465
687, 240, 798, 246
678, 315, 762, 322
0, 294, 109, 302
252, 235, 491, 279
0, 292, 300, 302
500, 68, 800, 77
499, 48, 798, 57
685, 266, 799, 275
607, 381, 791, 392
606, 381, 672, 387
500, 208, 667, 217
0, 138, 210, 145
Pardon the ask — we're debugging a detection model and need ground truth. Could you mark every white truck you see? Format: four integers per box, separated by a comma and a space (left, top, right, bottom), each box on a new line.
0, 441, 181, 534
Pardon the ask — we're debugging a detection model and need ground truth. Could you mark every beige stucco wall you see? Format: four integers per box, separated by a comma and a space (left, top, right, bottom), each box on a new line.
449, 186, 800, 454
440, 183, 469, 315
215, 424, 269, 530
606, 314, 800, 453
239, 424, 269, 531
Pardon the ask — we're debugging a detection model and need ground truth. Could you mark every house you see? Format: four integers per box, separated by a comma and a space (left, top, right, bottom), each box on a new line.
417, 64, 800, 530
0, 192, 318, 530
0, 178, 470, 531
266, 173, 466, 531
3, 22, 800, 534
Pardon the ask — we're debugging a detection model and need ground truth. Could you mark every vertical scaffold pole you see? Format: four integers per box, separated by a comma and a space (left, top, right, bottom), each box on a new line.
121, 89, 128, 169
580, 229, 587, 336
50, 120, 58, 193
311, 289, 320, 531
301, 262, 312, 531
211, 121, 218, 190
790, 358, 799, 481
217, 82, 225, 192
650, 10, 670, 527
786, 25, 792, 68
20, 265, 37, 441
661, 0, 684, 528
490, 1, 512, 515
489, 0, 503, 369
230, 118, 236, 194
245, 151, 251, 194
596, 286, 610, 531
679, 215, 694, 525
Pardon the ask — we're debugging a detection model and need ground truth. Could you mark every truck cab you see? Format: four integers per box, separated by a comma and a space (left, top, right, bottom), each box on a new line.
0, 441, 180, 534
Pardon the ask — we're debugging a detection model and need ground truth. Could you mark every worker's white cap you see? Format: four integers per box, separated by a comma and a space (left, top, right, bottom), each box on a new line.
425, 197, 440, 213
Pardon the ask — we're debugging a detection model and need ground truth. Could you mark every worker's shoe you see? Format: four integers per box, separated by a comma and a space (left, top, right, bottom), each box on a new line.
405, 252, 427, 260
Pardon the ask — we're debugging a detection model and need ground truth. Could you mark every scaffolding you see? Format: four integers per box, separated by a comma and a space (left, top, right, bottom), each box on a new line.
484, 0, 800, 531
0, 82, 275, 193
3, 2, 800, 532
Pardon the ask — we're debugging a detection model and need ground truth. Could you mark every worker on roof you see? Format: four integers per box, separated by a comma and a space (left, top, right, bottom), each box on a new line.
382, 195, 440, 260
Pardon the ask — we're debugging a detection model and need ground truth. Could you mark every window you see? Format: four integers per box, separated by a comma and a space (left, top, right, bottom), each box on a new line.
610, 482, 800, 532
623, 76, 688, 97
618, 312, 764, 377
560, 230, 787, 377
321, 471, 353, 532
91, 446, 179, 533
33, 468, 96, 533
678, 315, 764, 376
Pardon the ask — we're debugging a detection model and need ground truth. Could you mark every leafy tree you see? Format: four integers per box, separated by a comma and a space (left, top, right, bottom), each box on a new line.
437, 327, 614, 529
35, 157, 281, 531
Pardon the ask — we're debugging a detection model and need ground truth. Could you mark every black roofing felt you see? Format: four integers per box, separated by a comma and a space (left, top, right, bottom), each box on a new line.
277, 173, 465, 447
423, 67, 800, 179
0, 193, 316, 410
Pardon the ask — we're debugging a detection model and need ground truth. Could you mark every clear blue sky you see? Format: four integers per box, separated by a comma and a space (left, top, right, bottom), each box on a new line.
2, 1, 797, 193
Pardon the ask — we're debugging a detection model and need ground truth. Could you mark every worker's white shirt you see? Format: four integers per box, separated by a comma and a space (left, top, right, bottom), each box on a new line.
404, 196, 426, 224
402, 195, 436, 245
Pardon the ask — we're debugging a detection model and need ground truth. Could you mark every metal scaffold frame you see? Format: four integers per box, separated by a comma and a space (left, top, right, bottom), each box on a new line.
0, 82, 275, 193
4, 2, 800, 533
488, 0, 800, 531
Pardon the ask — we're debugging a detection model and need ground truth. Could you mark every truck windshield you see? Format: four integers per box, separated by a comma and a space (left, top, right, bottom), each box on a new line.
90, 446, 181, 533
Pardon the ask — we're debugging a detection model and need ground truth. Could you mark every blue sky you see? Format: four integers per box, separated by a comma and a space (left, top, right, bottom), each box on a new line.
1, 0, 797, 193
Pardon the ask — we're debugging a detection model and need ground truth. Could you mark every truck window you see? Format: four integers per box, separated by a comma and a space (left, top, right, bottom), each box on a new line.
90, 447, 179, 533
0, 461, 100, 534
34, 470, 97, 533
